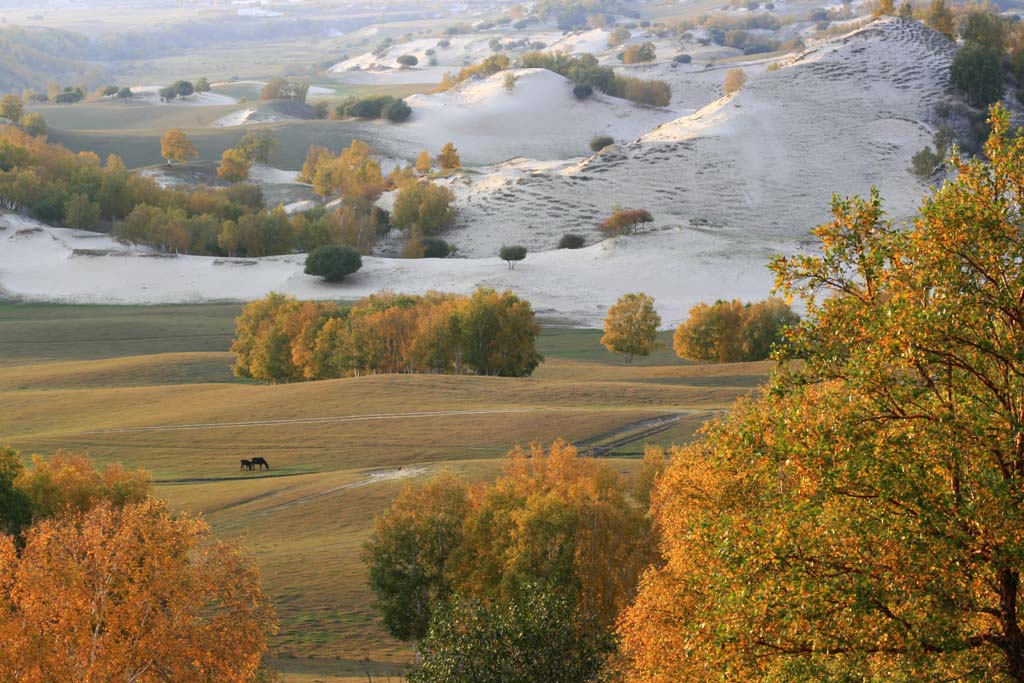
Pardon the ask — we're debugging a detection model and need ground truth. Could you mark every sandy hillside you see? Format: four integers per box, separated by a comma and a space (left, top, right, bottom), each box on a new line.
440, 18, 955, 257
381, 68, 683, 163
0, 214, 787, 327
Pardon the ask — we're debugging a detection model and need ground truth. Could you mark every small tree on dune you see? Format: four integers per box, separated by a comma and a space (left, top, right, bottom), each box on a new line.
723, 68, 747, 96
160, 129, 197, 165
438, 142, 461, 170
499, 244, 527, 269
600, 292, 661, 363
599, 208, 653, 236
416, 150, 433, 174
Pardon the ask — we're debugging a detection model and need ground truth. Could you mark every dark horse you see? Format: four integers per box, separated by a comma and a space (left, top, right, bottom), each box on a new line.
250, 456, 270, 471
240, 459, 253, 471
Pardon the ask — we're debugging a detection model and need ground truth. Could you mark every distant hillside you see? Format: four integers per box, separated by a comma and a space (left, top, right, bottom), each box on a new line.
0, 26, 109, 92
0, 14, 381, 92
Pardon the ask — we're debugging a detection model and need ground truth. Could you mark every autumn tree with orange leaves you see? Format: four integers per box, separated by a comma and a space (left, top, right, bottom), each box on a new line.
616, 105, 1024, 682
0, 450, 276, 682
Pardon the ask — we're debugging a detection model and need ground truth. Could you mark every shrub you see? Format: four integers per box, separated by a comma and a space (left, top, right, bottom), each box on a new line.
558, 233, 586, 249
573, 83, 594, 99
600, 208, 654, 235
723, 68, 747, 95
608, 26, 632, 46
606, 76, 671, 106
421, 236, 452, 258
499, 245, 527, 269
397, 54, 419, 67
590, 135, 615, 152
383, 98, 412, 122
304, 245, 363, 282
503, 72, 519, 92
673, 53, 692, 64
621, 42, 657, 64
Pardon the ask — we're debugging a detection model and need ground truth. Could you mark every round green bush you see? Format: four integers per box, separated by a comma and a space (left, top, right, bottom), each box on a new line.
673, 54, 692, 64
590, 135, 614, 152
397, 54, 418, 67
383, 98, 412, 122
558, 233, 586, 249
573, 83, 593, 100
421, 237, 451, 258
304, 245, 362, 282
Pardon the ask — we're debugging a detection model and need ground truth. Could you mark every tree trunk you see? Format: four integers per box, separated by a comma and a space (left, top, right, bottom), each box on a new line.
1000, 568, 1024, 681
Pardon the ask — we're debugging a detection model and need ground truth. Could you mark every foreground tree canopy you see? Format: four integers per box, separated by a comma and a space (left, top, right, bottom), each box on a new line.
0, 449, 276, 682
365, 441, 655, 678
617, 106, 1024, 682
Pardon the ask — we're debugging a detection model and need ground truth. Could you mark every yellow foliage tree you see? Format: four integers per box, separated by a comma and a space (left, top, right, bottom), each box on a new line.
217, 148, 251, 182
437, 142, 461, 170
600, 292, 662, 363
723, 68, 747, 96
159, 128, 197, 165
415, 149, 433, 174
0, 500, 276, 682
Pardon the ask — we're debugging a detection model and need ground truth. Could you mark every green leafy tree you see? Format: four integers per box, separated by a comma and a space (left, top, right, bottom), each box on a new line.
0, 447, 32, 537
236, 131, 276, 164
951, 42, 1005, 107
459, 287, 542, 376
363, 474, 470, 655
410, 588, 604, 683
62, 193, 101, 230
498, 244, 526, 269
304, 245, 362, 282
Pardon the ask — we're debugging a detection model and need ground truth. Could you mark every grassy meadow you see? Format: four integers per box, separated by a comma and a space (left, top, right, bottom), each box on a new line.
0, 301, 770, 680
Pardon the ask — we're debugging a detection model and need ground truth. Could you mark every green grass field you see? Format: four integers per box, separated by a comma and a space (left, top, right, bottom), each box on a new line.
0, 301, 770, 680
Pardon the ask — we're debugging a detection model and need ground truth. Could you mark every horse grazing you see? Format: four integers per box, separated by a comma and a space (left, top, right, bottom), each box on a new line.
240, 459, 253, 471
250, 456, 270, 471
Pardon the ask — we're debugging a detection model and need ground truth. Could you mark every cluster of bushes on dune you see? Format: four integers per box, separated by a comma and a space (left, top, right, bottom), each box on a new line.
231, 289, 543, 382
298, 140, 458, 256
0, 127, 255, 245
0, 448, 276, 680
436, 51, 671, 107
335, 94, 412, 122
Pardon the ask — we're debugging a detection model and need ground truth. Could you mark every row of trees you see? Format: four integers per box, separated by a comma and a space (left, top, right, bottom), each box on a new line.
231, 288, 543, 382
0, 448, 276, 681
599, 293, 799, 363
436, 51, 672, 107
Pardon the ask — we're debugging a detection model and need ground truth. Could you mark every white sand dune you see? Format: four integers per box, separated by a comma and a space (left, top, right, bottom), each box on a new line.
0, 214, 784, 327
441, 19, 955, 258
366, 67, 683, 164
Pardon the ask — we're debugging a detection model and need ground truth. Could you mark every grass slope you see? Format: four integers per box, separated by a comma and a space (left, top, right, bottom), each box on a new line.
0, 302, 769, 680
